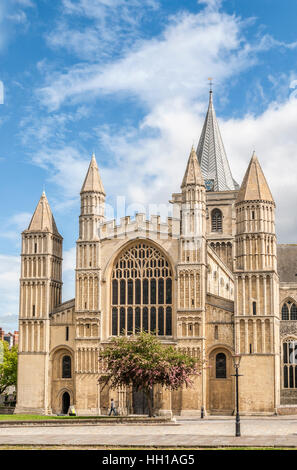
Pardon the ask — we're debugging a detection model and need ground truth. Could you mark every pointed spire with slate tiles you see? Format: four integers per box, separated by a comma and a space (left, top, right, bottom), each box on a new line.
236, 151, 274, 204
81, 153, 105, 195
182, 145, 205, 189
27, 191, 60, 235
196, 90, 238, 191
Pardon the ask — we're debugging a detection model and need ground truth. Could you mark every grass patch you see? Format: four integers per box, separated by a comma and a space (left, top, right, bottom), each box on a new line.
0, 415, 118, 421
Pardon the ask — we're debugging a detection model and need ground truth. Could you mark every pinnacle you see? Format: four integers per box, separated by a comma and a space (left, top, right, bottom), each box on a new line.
27, 191, 60, 235
81, 153, 105, 195
181, 146, 205, 188
236, 152, 274, 204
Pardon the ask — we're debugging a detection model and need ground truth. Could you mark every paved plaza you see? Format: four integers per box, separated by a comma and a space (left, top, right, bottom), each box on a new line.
1, 416, 297, 447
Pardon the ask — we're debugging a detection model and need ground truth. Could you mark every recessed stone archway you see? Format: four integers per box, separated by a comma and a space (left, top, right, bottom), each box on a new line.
50, 346, 74, 414
207, 346, 234, 414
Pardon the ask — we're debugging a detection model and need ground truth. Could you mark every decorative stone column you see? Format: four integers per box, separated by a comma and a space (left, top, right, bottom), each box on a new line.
117, 386, 128, 416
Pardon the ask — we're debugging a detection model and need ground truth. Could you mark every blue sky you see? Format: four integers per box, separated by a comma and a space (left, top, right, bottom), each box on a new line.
1, 0, 297, 331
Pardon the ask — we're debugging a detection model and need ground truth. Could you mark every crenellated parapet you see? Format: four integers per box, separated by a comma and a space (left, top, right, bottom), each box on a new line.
98, 213, 181, 241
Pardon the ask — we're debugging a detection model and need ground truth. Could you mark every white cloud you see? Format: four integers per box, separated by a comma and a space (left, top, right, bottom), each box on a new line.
0, 246, 77, 331
47, 23, 107, 60
0, 212, 32, 241
40, 7, 252, 110
198, 0, 222, 10
0, 254, 20, 331
62, 247, 76, 302
222, 97, 297, 242
13, 0, 34, 6
26, 1, 297, 247
46, 0, 159, 60
31, 146, 90, 199
63, 246, 76, 272
0, 0, 33, 51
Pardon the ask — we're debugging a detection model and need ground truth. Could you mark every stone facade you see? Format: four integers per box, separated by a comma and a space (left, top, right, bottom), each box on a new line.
15, 92, 297, 416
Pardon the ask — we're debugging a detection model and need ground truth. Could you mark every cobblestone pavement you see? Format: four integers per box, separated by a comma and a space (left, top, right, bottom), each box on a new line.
1, 417, 297, 447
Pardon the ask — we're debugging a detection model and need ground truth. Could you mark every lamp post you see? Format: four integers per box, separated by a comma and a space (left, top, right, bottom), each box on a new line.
232, 354, 242, 437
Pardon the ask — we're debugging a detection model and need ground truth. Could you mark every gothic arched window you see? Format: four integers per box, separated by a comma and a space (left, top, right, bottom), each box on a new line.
211, 209, 223, 232
216, 352, 227, 378
282, 303, 289, 320
62, 355, 71, 378
111, 243, 173, 337
291, 304, 297, 320
282, 301, 297, 320
283, 340, 297, 388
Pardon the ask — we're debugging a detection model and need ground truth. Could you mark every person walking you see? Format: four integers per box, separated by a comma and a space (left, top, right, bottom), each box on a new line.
109, 398, 117, 416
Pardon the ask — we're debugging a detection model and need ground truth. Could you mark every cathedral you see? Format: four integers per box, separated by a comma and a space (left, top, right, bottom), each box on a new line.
15, 90, 297, 416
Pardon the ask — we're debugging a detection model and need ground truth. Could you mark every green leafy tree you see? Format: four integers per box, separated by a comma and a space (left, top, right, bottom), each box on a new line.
0, 341, 18, 396
99, 332, 202, 417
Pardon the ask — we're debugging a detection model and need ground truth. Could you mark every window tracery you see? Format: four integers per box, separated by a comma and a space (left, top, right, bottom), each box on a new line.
282, 301, 297, 320
283, 338, 297, 389
111, 243, 173, 336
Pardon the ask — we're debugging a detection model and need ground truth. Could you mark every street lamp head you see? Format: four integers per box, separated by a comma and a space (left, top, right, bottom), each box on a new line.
232, 353, 241, 368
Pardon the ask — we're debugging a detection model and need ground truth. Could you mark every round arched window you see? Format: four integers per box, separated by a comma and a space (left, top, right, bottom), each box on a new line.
111, 243, 173, 337
211, 209, 223, 232
62, 355, 71, 378
216, 353, 227, 378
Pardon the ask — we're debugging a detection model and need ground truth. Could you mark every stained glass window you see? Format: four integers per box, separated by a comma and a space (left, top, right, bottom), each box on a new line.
111, 243, 173, 336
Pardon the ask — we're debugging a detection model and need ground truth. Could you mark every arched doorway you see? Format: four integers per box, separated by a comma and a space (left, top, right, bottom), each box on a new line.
208, 348, 234, 414
62, 391, 70, 414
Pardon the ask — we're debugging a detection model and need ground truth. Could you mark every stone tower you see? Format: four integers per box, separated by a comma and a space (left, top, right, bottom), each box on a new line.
75, 153, 105, 413
234, 152, 280, 413
15, 191, 63, 413
176, 146, 207, 411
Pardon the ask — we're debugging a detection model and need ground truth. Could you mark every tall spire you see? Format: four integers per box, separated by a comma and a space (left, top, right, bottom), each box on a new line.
81, 153, 105, 194
27, 191, 60, 235
196, 89, 238, 191
236, 152, 274, 204
181, 146, 205, 188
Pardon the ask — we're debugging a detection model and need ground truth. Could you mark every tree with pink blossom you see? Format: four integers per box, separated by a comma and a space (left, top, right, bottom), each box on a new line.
99, 332, 202, 417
